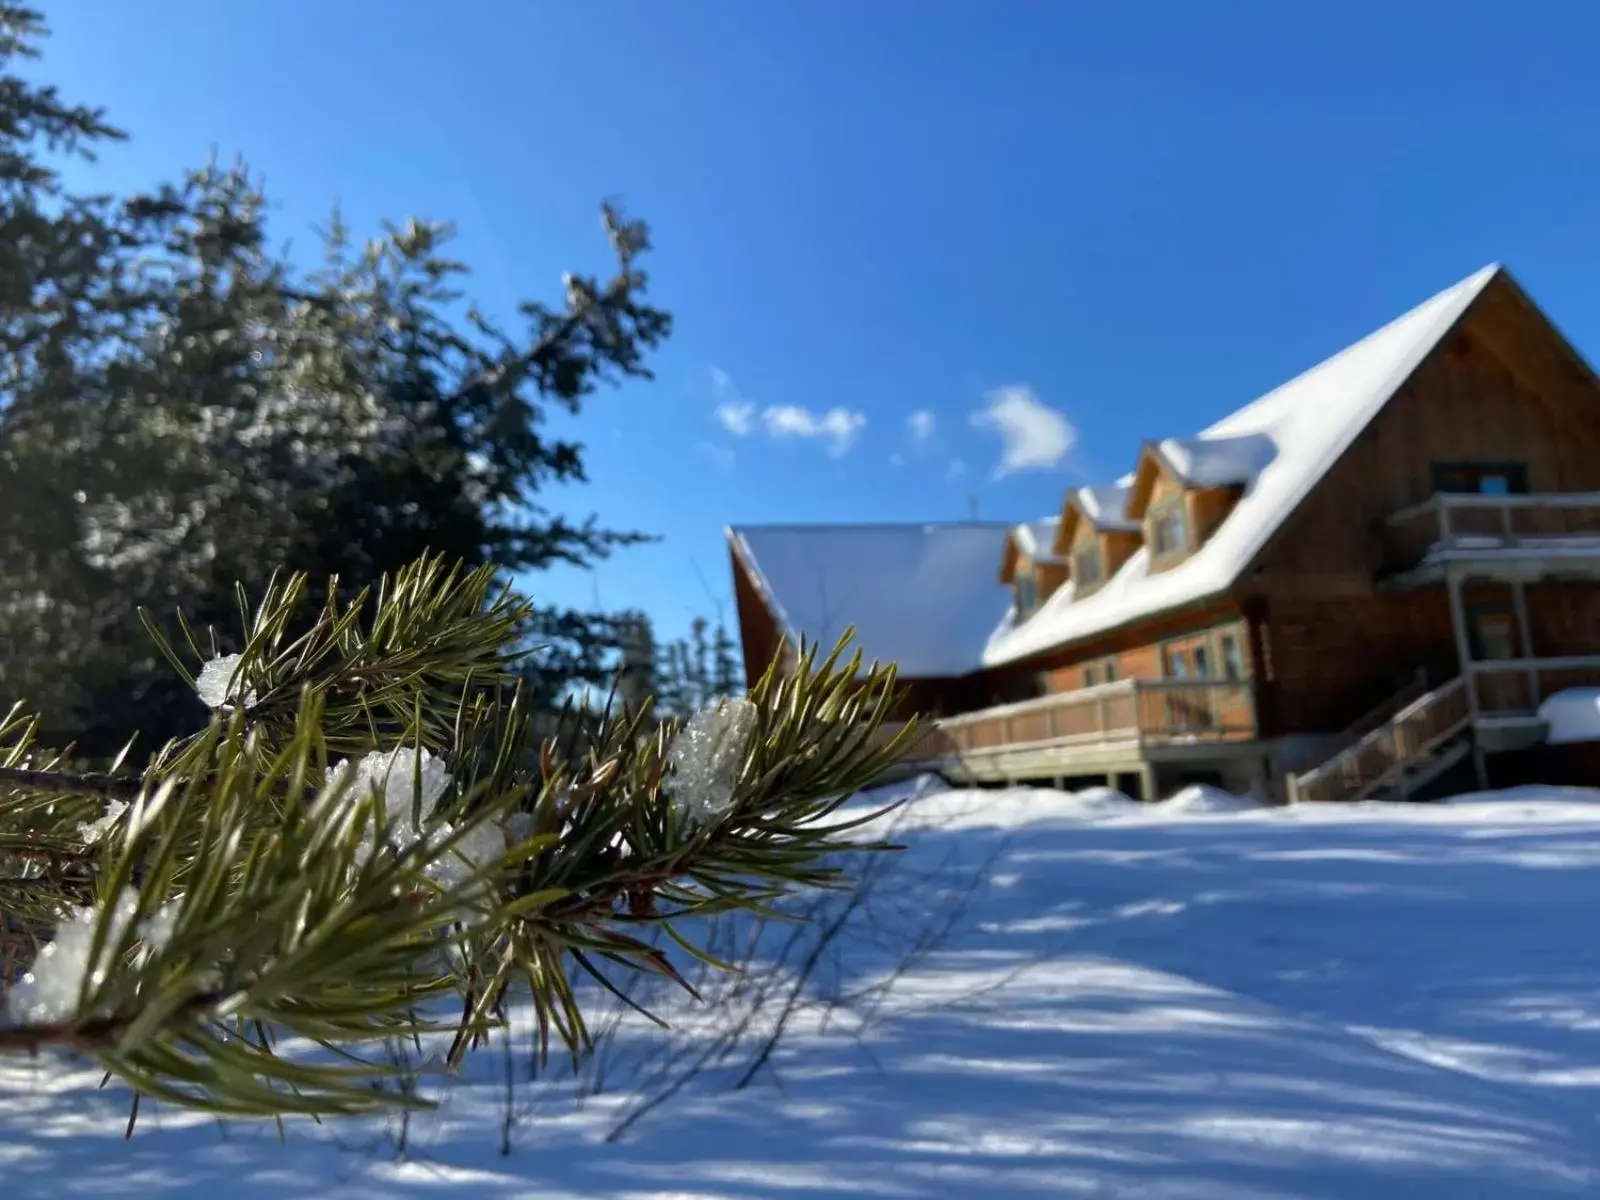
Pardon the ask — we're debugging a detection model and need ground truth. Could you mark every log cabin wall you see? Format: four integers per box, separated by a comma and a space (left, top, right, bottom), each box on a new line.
1247, 276, 1600, 735
980, 596, 1248, 700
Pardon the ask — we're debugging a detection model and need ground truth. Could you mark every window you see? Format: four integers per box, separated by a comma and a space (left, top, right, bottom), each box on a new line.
1192, 644, 1210, 678
1014, 573, 1037, 618
1074, 544, 1102, 587
1467, 605, 1518, 661
1082, 656, 1118, 688
1164, 646, 1190, 678
1432, 461, 1528, 496
1219, 631, 1245, 680
1148, 500, 1189, 560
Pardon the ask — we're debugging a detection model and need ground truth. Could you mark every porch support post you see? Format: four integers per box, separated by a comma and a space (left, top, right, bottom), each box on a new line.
1512, 577, 1539, 706
1137, 763, 1158, 803
1446, 566, 1479, 718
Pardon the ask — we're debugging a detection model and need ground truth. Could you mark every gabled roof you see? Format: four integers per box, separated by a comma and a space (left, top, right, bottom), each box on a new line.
999, 518, 1062, 584
1013, 518, 1061, 561
728, 522, 1015, 678
1056, 481, 1140, 552
985, 262, 1502, 667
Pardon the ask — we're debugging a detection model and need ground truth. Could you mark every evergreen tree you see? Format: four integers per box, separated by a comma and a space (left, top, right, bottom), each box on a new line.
0, 7, 666, 758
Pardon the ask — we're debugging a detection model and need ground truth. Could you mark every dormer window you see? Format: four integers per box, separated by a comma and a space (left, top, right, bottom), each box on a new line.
1014, 572, 1037, 618
1073, 544, 1102, 587
1148, 499, 1189, 561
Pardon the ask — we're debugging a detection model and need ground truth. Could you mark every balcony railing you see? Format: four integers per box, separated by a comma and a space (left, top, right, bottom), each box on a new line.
1469, 655, 1600, 713
884, 678, 1257, 768
1384, 492, 1600, 575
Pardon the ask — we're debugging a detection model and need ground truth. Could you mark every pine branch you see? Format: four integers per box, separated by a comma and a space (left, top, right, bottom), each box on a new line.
0, 554, 916, 1121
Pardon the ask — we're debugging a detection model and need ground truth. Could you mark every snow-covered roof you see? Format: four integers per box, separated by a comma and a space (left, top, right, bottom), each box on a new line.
1072, 482, 1139, 534
985, 263, 1502, 667
729, 522, 1015, 678
1012, 518, 1062, 561
1153, 433, 1277, 490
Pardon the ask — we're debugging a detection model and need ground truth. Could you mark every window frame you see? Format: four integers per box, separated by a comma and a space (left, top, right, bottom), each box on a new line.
1147, 497, 1190, 562
1073, 542, 1103, 589
1081, 655, 1118, 688
1159, 621, 1252, 682
1430, 460, 1529, 496
1013, 571, 1037, 619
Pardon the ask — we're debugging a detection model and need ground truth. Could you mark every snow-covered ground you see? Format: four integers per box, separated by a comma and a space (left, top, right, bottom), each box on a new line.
9, 780, 1600, 1197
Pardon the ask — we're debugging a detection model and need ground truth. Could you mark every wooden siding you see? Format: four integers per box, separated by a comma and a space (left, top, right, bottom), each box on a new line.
1103, 529, 1142, 580
1035, 560, 1070, 603
1189, 484, 1242, 548
1000, 596, 1250, 701
1246, 279, 1600, 734
730, 544, 784, 692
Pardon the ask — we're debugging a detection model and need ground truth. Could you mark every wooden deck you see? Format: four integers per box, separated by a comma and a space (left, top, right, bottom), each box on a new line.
879, 678, 1259, 787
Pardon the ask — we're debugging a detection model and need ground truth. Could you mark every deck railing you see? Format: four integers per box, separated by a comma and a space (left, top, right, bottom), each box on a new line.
1469, 655, 1600, 713
885, 678, 1257, 767
1384, 492, 1600, 574
1287, 675, 1472, 805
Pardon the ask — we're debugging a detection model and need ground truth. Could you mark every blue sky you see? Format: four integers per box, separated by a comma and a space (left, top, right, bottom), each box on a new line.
35, 2, 1600, 644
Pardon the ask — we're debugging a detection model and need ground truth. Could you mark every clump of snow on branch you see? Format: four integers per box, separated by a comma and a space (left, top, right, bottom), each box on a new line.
327, 746, 453, 858
75, 798, 128, 845
667, 698, 757, 824
425, 822, 508, 896
324, 746, 505, 900
194, 653, 258, 710
6, 890, 177, 1026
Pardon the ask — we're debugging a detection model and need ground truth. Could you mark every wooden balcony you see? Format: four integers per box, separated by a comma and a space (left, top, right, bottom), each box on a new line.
1384, 492, 1600, 584
878, 678, 1258, 781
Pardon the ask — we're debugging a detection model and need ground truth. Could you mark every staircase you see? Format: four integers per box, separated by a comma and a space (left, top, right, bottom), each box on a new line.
1287, 674, 1475, 804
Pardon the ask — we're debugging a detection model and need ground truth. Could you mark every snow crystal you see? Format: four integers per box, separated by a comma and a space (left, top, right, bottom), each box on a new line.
500, 811, 535, 845
327, 746, 453, 857
668, 698, 758, 824
425, 820, 508, 895
194, 653, 258, 710
75, 799, 128, 845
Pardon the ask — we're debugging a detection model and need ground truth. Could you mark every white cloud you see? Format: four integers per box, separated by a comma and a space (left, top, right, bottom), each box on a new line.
715, 401, 756, 436
705, 366, 866, 456
709, 366, 756, 435
762, 405, 866, 457
889, 452, 906, 467
969, 384, 1075, 479
697, 442, 736, 472
945, 457, 967, 481
907, 409, 936, 447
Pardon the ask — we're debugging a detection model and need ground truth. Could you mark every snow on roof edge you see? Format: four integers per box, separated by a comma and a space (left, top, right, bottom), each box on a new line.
983, 263, 1503, 668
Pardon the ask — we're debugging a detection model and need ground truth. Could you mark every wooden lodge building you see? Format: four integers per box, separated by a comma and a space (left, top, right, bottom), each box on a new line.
726, 265, 1600, 803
